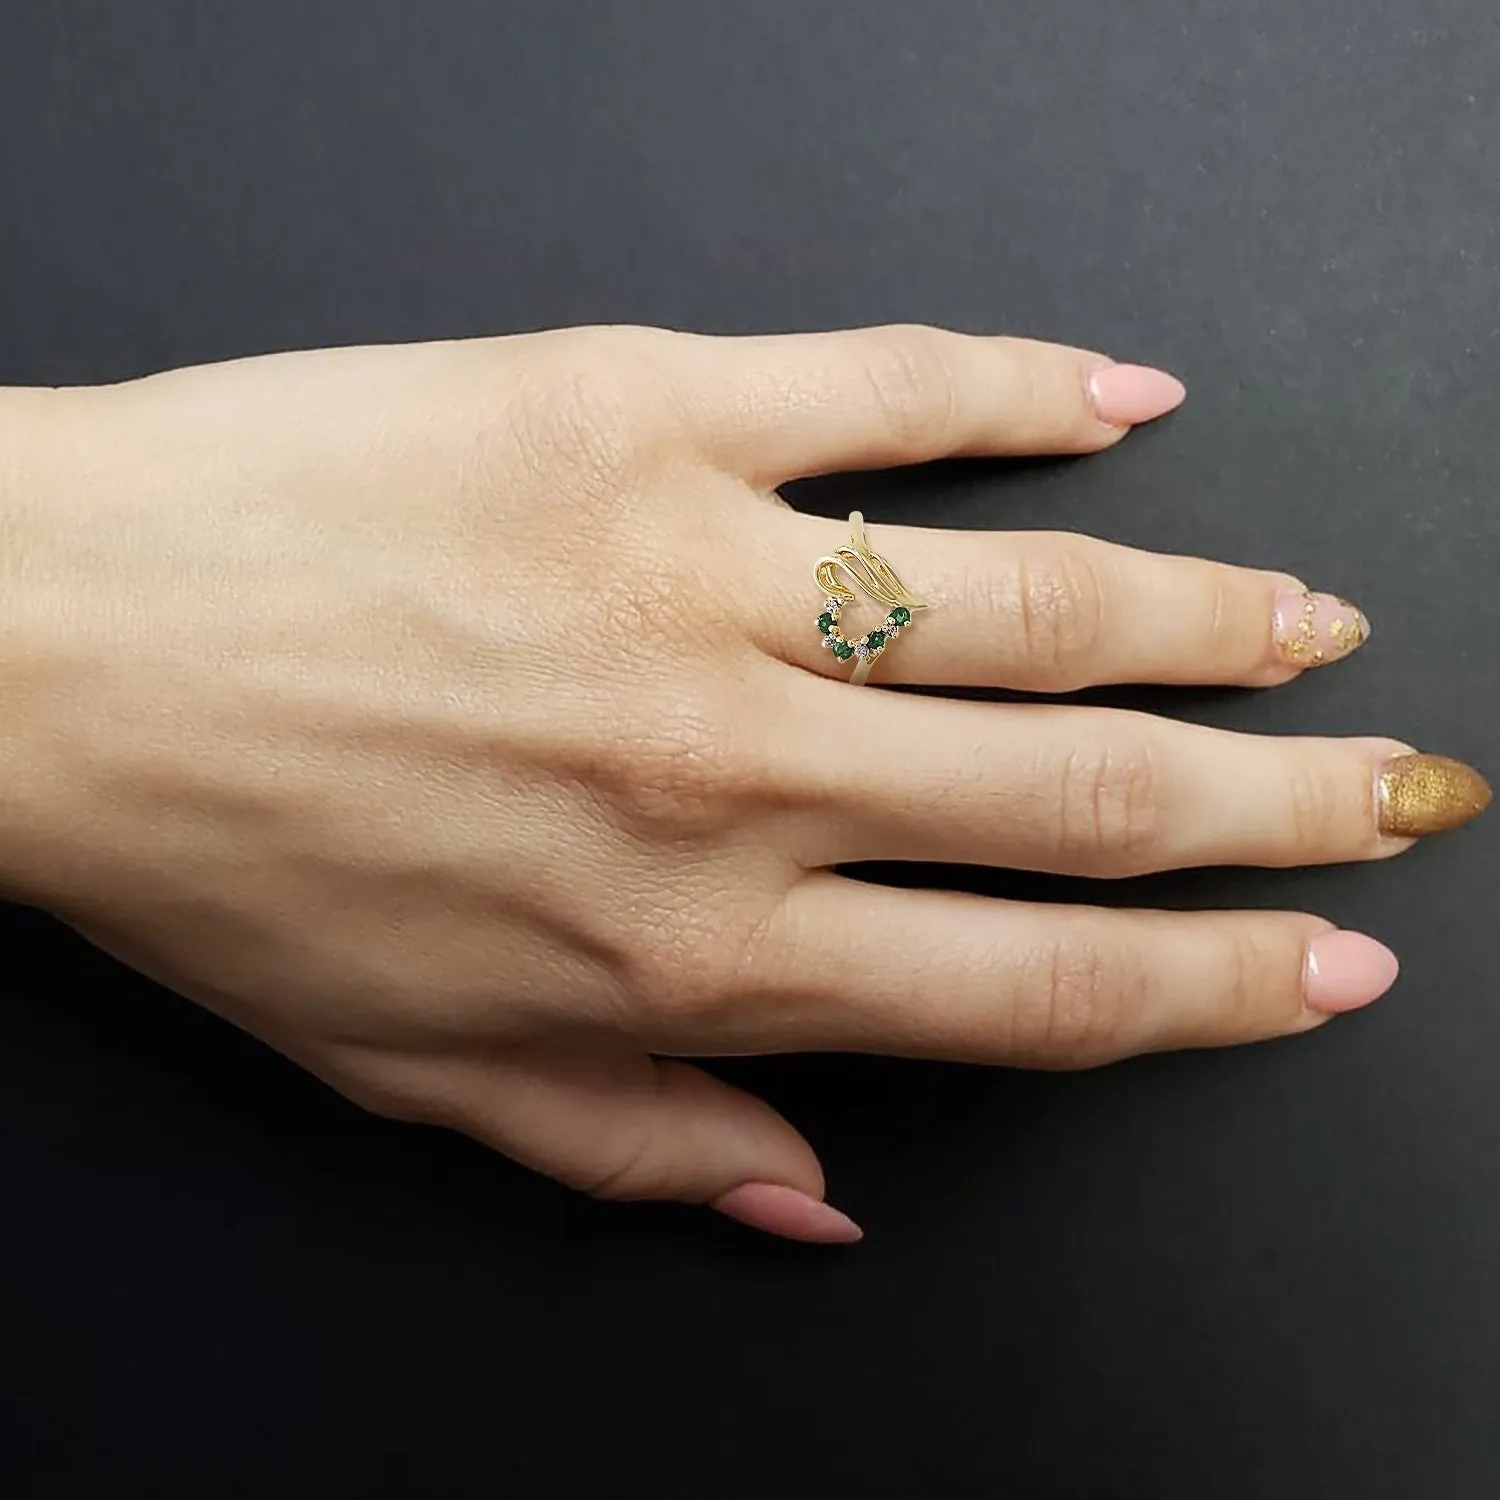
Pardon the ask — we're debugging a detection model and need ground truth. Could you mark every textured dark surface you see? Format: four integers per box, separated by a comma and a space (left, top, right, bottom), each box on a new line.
2, 3, 1498, 1496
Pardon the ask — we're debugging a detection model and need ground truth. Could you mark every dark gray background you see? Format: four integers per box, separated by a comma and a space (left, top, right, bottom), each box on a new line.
1, 3, 1496, 1496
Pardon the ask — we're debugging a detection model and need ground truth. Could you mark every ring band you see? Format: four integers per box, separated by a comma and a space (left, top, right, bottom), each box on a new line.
814, 511, 930, 686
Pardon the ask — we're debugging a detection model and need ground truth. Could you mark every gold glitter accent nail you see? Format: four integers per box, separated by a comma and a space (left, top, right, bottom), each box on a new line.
1274, 589, 1371, 667
1378, 754, 1493, 838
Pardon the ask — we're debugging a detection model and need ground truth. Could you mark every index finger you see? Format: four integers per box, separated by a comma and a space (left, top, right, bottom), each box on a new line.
661, 324, 1185, 484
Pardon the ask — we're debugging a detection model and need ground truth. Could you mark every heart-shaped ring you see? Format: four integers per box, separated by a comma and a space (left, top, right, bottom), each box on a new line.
813, 511, 930, 686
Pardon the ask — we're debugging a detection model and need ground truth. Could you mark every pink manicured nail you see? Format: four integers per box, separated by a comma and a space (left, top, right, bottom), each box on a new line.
1273, 588, 1371, 668
711, 1182, 864, 1244
1304, 931, 1400, 1014
1086, 364, 1187, 426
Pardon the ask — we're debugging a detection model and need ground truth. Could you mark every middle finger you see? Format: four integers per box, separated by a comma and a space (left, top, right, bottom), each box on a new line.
777, 678, 1490, 874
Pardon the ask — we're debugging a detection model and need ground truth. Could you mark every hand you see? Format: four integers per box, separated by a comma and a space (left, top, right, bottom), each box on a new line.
4, 325, 1488, 1243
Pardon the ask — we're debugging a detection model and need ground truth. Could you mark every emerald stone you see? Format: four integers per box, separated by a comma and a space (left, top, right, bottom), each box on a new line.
817, 612, 835, 634
832, 640, 854, 660
890, 606, 911, 626
866, 629, 885, 650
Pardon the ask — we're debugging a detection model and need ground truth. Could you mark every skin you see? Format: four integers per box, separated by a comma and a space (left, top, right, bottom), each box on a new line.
0, 324, 1433, 1241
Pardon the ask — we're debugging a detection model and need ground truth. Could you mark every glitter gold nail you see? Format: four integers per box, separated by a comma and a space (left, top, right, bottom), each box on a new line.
1377, 754, 1493, 838
1273, 588, 1371, 668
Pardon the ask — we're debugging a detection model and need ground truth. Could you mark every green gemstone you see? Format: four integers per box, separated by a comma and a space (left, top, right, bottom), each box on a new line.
890, 606, 911, 626
817, 612, 835, 634
832, 640, 854, 660
866, 629, 885, 650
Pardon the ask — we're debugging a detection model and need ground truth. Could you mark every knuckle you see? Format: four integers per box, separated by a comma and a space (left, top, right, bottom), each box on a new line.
1285, 755, 1357, 852
504, 330, 680, 479
1221, 928, 1272, 1035
1012, 935, 1147, 1065
1012, 544, 1107, 684
334, 1066, 440, 1127
1013, 352, 1052, 435
614, 906, 761, 1030
1055, 736, 1164, 873
573, 1098, 669, 1200
595, 694, 747, 838
860, 325, 959, 450
575, 1115, 665, 1203
1203, 569, 1242, 663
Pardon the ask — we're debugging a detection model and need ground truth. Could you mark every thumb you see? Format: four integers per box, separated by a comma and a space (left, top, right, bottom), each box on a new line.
446, 1042, 862, 1245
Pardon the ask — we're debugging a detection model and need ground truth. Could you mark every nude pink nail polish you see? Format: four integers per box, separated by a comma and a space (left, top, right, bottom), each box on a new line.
1086, 364, 1187, 426
1273, 588, 1371, 668
711, 1182, 864, 1244
1304, 931, 1400, 1014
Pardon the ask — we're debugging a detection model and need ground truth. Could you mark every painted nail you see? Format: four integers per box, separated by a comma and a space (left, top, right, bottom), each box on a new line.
710, 1182, 864, 1245
1377, 753, 1493, 838
1273, 588, 1371, 667
1086, 364, 1187, 426
1304, 930, 1400, 1014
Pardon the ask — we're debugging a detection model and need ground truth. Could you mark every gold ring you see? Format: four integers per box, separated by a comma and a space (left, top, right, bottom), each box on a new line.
813, 511, 930, 686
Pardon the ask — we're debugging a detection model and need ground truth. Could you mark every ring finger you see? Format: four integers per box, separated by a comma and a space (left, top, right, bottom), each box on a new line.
760, 512, 1371, 691
721, 878, 1400, 1067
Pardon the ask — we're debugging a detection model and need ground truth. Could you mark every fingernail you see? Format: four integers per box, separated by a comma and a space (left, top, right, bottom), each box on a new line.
1086, 364, 1187, 426
1377, 753, 1493, 838
710, 1182, 864, 1245
1273, 588, 1371, 668
1304, 930, 1400, 1014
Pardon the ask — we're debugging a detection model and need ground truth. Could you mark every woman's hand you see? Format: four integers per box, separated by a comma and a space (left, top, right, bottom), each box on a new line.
4, 326, 1488, 1242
